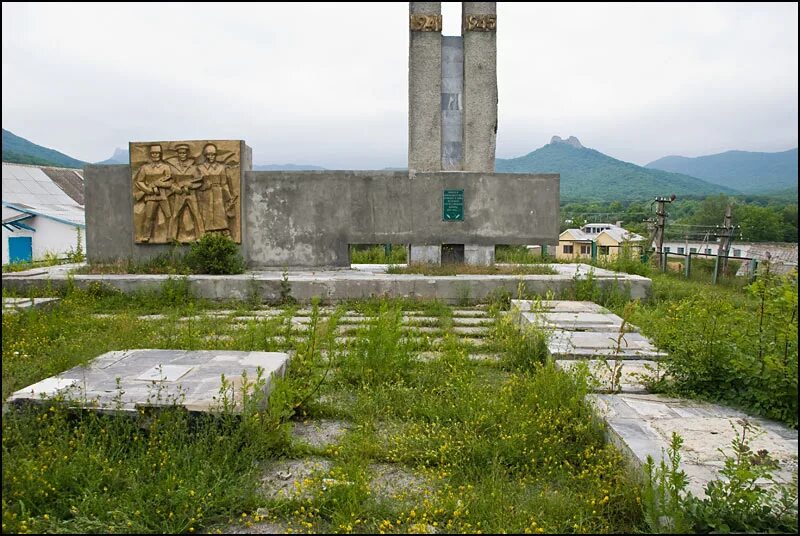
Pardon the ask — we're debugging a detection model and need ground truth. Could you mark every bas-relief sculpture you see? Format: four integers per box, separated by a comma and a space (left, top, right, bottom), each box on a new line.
131, 141, 241, 244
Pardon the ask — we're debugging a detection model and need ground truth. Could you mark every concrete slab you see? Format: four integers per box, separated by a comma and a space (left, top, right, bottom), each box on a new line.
5, 349, 289, 414
2, 297, 60, 312
590, 393, 798, 497
451, 309, 490, 317
556, 359, 662, 393
547, 330, 666, 359
520, 311, 631, 332
512, 299, 608, 314
451, 325, 489, 336
451, 316, 492, 326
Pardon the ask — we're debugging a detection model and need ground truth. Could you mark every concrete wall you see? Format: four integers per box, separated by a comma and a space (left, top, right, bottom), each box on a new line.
246, 170, 559, 267
85, 141, 250, 263
409, 2, 442, 172
462, 2, 497, 172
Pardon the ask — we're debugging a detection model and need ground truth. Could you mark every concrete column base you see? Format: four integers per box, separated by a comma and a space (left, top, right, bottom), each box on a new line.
465, 244, 494, 266
409, 244, 494, 265
409, 245, 442, 264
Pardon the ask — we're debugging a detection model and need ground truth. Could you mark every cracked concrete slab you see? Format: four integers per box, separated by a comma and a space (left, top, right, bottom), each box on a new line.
5, 349, 289, 415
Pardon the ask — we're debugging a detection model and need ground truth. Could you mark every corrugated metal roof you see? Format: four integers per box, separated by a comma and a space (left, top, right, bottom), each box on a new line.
2, 163, 85, 227
600, 227, 645, 243
561, 226, 645, 243
40, 167, 84, 205
560, 229, 594, 241
2, 201, 85, 227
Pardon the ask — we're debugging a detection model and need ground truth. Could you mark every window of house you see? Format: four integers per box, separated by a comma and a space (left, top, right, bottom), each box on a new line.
690, 247, 697, 253
563, 244, 573, 254
677, 247, 685, 254
664, 246, 671, 253
599, 246, 610, 255
733, 248, 741, 257
705, 248, 712, 255
580, 245, 590, 255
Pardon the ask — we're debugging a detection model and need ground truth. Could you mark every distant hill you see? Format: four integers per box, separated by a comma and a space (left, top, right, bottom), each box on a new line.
97, 147, 129, 165
2, 129, 86, 169
94, 148, 326, 170
496, 136, 738, 202
253, 163, 327, 171
645, 148, 798, 195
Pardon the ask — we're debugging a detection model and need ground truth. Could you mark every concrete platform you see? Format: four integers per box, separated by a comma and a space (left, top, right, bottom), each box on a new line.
5, 349, 289, 414
591, 392, 798, 498
2, 263, 652, 304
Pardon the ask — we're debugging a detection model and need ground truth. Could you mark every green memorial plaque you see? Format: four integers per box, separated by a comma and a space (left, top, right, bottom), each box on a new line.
442, 189, 464, 221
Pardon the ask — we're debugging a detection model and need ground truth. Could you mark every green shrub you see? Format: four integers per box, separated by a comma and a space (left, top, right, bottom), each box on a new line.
640, 270, 798, 427
338, 303, 413, 386
184, 233, 245, 275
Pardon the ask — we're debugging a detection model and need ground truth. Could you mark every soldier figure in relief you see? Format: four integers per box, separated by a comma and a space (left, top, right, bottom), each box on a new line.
134, 144, 173, 243
197, 143, 236, 235
167, 143, 204, 241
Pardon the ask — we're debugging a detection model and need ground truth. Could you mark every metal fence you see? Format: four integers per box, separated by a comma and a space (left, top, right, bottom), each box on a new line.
653, 251, 759, 285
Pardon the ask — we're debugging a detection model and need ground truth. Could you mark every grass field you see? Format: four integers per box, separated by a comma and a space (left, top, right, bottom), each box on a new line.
2, 287, 643, 534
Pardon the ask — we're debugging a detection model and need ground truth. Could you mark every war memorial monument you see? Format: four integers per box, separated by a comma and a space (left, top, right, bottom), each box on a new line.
6, 7, 796, 523
84, 2, 559, 268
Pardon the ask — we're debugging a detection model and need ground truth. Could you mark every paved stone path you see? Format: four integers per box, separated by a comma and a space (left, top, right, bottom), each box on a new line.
512, 299, 798, 498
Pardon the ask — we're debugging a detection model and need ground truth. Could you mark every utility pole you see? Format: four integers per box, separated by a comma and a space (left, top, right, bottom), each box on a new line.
648, 194, 676, 272
713, 204, 736, 283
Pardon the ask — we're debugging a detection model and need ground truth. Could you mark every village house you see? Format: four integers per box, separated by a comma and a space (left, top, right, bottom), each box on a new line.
557, 222, 646, 261
2, 162, 85, 265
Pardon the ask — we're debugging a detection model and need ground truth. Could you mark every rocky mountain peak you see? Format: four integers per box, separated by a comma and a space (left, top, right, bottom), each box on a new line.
550, 135, 584, 149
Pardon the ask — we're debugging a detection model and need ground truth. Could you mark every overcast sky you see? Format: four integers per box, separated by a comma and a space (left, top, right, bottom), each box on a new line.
2, 2, 797, 168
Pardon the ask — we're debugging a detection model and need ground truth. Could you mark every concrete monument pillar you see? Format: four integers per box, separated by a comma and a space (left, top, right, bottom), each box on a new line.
408, 1, 497, 265
409, 2, 444, 264
460, 2, 497, 264
408, 2, 442, 172
462, 2, 497, 173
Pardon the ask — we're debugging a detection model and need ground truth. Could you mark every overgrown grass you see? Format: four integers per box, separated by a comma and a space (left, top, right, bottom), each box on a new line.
349, 245, 407, 264
2, 287, 645, 533
387, 263, 558, 276
495, 245, 554, 264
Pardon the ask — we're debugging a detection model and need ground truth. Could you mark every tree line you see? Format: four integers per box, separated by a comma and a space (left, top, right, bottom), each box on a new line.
561, 194, 798, 243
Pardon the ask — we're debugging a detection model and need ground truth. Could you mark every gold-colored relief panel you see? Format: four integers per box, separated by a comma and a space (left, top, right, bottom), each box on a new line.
464, 14, 496, 31
410, 14, 442, 32
131, 140, 241, 244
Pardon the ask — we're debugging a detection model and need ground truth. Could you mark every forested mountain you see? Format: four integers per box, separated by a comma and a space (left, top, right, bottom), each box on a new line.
2, 129, 86, 168
646, 148, 798, 194
496, 137, 736, 202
